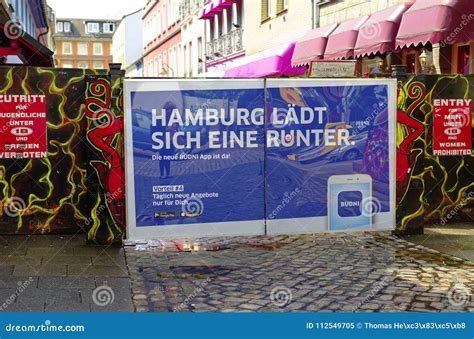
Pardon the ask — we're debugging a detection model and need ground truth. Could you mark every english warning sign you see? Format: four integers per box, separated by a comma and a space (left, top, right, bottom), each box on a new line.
433, 99, 472, 156
0, 95, 48, 159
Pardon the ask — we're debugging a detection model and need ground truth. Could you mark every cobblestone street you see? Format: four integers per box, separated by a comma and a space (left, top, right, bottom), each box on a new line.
125, 232, 474, 312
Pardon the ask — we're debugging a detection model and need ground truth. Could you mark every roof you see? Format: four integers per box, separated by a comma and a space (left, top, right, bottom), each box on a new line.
54, 18, 119, 39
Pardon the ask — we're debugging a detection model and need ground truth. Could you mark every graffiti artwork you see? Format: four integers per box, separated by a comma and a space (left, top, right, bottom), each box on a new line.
396, 75, 474, 233
0, 66, 125, 244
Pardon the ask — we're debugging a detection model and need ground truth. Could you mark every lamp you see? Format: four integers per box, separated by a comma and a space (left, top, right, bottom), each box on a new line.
419, 50, 428, 65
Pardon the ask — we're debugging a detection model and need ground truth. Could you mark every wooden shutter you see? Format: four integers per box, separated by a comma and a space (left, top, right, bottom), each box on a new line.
261, 0, 269, 21
277, 0, 284, 12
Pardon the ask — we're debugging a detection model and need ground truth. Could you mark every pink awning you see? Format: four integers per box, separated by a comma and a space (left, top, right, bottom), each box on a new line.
354, 3, 413, 58
198, 3, 215, 19
224, 43, 306, 78
324, 16, 369, 59
396, 0, 474, 49
291, 23, 338, 66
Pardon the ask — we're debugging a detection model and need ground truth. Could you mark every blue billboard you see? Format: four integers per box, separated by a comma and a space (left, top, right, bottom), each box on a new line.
265, 79, 396, 235
124, 79, 396, 240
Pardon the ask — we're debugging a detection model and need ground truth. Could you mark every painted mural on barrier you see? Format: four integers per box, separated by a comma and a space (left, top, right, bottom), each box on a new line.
125, 79, 396, 240
396, 75, 474, 233
85, 74, 125, 245
0, 66, 125, 244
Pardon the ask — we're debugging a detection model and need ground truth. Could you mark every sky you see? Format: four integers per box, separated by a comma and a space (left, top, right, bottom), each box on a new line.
47, 0, 147, 20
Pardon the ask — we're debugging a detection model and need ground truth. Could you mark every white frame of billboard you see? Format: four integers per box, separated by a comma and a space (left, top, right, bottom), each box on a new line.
124, 78, 397, 241
265, 78, 397, 235
124, 79, 266, 240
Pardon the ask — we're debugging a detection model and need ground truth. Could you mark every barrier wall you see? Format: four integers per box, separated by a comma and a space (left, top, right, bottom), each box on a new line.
1, 70, 472, 243
396, 74, 474, 234
0, 67, 125, 245
124, 79, 397, 240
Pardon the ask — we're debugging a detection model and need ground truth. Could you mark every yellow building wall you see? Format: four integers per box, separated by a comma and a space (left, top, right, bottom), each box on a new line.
243, 0, 313, 55
319, 0, 412, 26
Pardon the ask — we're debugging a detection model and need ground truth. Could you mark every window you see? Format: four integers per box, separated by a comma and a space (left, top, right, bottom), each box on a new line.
64, 22, 71, 32
261, 0, 269, 21
162, 4, 167, 32
93, 61, 104, 69
93, 42, 103, 55
277, 0, 288, 13
78, 61, 88, 69
103, 23, 115, 33
457, 45, 471, 75
62, 42, 72, 55
78, 42, 88, 55
62, 61, 73, 68
56, 21, 63, 32
87, 22, 99, 33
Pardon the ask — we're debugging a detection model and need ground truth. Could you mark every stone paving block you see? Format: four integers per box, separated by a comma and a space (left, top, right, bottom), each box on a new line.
17, 288, 81, 302
5, 302, 45, 312
27, 248, 73, 257
45, 300, 91, 312
0, 276, 37, 289
0, 256, 42, 266
13, 264, 67, 277
38, 276, 96, 289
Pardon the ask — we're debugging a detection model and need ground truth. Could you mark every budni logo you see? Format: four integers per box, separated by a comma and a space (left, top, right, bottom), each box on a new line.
338, 191, 363, 217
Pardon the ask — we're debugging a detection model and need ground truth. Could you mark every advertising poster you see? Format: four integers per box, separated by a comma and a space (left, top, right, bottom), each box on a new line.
0, 94, 47, 159
265, 79, 396, 234
125, 80, 266, 240
433, 98, 472, 156
125, 79, 396, 240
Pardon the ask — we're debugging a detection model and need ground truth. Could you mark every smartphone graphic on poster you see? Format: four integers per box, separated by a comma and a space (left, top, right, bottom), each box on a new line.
328, 174, 373, 231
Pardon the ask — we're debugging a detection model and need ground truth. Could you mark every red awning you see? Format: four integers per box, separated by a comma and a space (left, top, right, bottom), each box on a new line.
198, 3, 215, 19
291, 23, 338, 66
0, 19, 54, 67
324, 16, 369, 59
199, 0, 233, 19
224, 43, 306, 78
354, 3, 413, 58
396, 0, 474, 49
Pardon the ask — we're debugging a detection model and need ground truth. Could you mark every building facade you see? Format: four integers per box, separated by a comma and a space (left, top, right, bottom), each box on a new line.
297, 0, 474, 76
143, 0, 182, 77
245, 0, 311, 55
198, 0, 245, 76
113, 10, 143, 77
53, 18, 117, 69
179, 0, 207, 77
0, 0, 53, 66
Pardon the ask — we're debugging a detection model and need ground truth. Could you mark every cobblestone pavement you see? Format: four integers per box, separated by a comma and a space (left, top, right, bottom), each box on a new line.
0, 235, 133, 312
125, 232, 474, 312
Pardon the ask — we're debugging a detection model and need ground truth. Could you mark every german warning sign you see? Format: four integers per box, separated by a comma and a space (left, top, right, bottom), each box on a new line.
0, 94, 48, 159
433, 99, 472, 156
